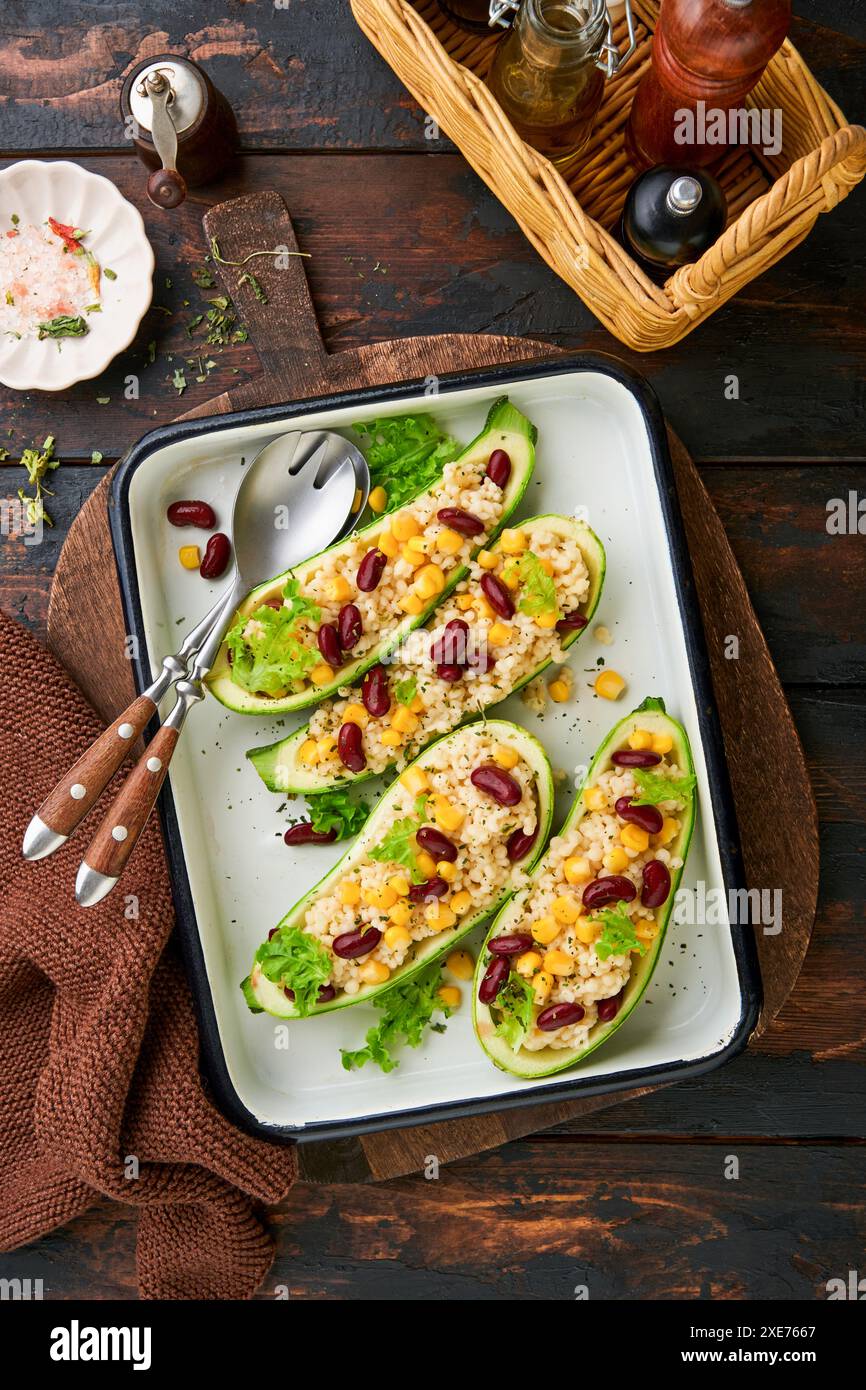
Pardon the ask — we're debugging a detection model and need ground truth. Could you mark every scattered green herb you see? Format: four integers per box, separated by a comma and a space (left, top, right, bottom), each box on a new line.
37, 315, 88, 341
238, 270, 267, 303
103, 267, 117, 281
91, 450, 103, 464
394, 674, 418, 706
18, 435, 59, 528
172, 367, 187, 395
340, 961, 451, 1073
492, 971, 534, 1050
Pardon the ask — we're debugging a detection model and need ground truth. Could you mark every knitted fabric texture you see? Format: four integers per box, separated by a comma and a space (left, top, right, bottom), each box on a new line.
0, 612, 297, 1298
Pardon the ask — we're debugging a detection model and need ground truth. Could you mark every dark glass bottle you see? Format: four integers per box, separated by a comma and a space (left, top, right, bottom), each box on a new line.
621, 165, 727, 273
435, 0, 496, 31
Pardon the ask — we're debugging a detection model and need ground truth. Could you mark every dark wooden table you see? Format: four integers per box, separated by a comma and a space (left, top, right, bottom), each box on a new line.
1, 1, 864, 1300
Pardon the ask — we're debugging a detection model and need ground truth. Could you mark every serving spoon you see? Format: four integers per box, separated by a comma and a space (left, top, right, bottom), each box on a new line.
23, 428, 369, 904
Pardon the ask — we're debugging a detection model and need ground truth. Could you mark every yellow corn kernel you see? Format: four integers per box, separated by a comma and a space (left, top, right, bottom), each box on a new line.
392, 512, 420, 542
414, 563, 446, 601
388, 874, 410, 897
451, 889, 473, 915
531, 916, 560, 946
543, 949, 575, 977
178, 544, 201, 570
446, 949, 474, 980
385, 917, 411, 943
416, 850, 437, 879
656, 817, 679, 847
436, 528, 463, 556
437, 985, 461, 1010
377, 530, 399, 559
368, 485, 388, 514
552, 895, 580, 925
328, 575, 353, 603
338, 879, 361, 906
535, 610, 559, 629
437, 860, 458, 883
432, 795, 465, 833
456, 593, 476, 612
595, 669, 626, 701
406, 533, 432, 555
364, 884, 398, 911
477, 549, 499, 570
628, 728, 653, 750
652, 732, 674, 756
316, 734, 338, 760
299, 738, 320, 766
475, 596, 496, 621
488, 622, 512, 646
635, 919, 658, 943
575, 917, 599, 945
425, 902, 457, 932
391, 706, 419, 735
359, 959, 391, 985
515, 950, 543, 978
533, 970, 554, 1005
310, 663, 334, 687
343, 702, 369, 728
409, 694, 425, 715
621, 823, 650, 853
548, 678, 571, 703
399, 765, 429, 796
401, 543, 426, 569
493, 743, 520, 770
501, 567, 520, 591
380, 728, 403, 748
563, 856, 592, 885
500, 527, 527, 555
538, 557, 555, 576
583, 785, 607, 811
353, 488, 363, 512
603, 847, 629, 873
399, 592, 424, 615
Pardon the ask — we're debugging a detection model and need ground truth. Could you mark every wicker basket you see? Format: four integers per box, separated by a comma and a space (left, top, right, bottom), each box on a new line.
350, 0, 866, 351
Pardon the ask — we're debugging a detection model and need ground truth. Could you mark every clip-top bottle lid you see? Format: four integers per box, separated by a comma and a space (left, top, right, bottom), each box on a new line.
129, 58, 205, 136
666, 176, 703, 216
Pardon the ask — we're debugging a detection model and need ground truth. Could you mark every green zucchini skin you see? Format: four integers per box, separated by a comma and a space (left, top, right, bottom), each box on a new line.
245, 719, 555, 1019
206, 396, 536, 716
247, 513, 606, 794
472, 697, 697, 1079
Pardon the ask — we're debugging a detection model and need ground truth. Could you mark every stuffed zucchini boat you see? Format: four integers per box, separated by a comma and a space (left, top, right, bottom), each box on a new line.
244, 719, 554, 1019
248, 513, 606, 794
472, 698, 697, 1078
207, 397, 536, 715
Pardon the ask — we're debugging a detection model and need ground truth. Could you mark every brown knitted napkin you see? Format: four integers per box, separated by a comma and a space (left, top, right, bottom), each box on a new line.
0, 611, 297, 1299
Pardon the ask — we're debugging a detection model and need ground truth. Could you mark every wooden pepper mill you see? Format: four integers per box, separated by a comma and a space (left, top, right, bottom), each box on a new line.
120, 55, 237, 210
627, 0, 790, 168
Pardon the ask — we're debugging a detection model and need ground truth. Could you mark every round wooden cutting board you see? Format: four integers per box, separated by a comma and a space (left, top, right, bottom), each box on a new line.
47, 191, 818, 1183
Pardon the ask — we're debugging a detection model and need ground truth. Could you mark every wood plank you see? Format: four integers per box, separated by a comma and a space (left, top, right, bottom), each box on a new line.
6, 1140, 865, 1299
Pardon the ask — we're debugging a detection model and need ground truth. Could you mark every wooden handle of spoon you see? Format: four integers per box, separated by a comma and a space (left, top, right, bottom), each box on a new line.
75, 724, 179, 904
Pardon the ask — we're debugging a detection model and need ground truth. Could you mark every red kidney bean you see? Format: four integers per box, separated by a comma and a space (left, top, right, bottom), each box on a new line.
316, 984, 337, 1003
268, 926, 280, 940
437, 663, 463, 683
485, 449, 511, 488
200, 532, 231, 579
430, 618, 469, 667
317, 622, 342, 668
614, 796, 663, 835
641, 859, 671, 908
337, 603, 362, 651
362, 663, 391, 718
506, 824, 538, 862
611, 749, 662, 768
582, 875, 637, 909
468, 649, 496, 675
408, 876, 449, 904
263, 597, 284, 611
480, 573, 515, 619
597, 991, 623, 1023
332, 926, 381, 959
167, 499, 216, 529
471, 764, 522, 806
556, 610, 588, 636
478, 956, 509, 1004
488, 933, 533, 956
357, 547, 387, 592
416, 826, 458, 862
283, 822, 338, 846
436, 506, 484, 537
537, 1001, 586, 1031
337, 721, 366, 773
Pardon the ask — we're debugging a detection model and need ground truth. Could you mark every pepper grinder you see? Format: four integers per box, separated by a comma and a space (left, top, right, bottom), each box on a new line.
120, 55, 237, 210
626, 0, 790, 168
621, 165, 727, 276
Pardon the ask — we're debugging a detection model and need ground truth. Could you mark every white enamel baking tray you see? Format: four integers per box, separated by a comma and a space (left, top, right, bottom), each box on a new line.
110, 354, 760, 1141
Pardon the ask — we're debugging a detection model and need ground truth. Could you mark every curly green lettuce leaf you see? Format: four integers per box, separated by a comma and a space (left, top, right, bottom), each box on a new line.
632, 767, 696, 808
353, 413, 460, 512
592, 906, 647, 962
306, 786, 370, 840
368, 793, 428, 883
340, 962, 451, 1073
503, 550, 559, 617
225, 576, 321, 696
253, 926, 332, 1016
492, 971, 534, 1051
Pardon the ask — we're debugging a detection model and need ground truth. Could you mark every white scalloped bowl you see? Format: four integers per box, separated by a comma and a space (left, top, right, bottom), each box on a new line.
0, 160, 154, 392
